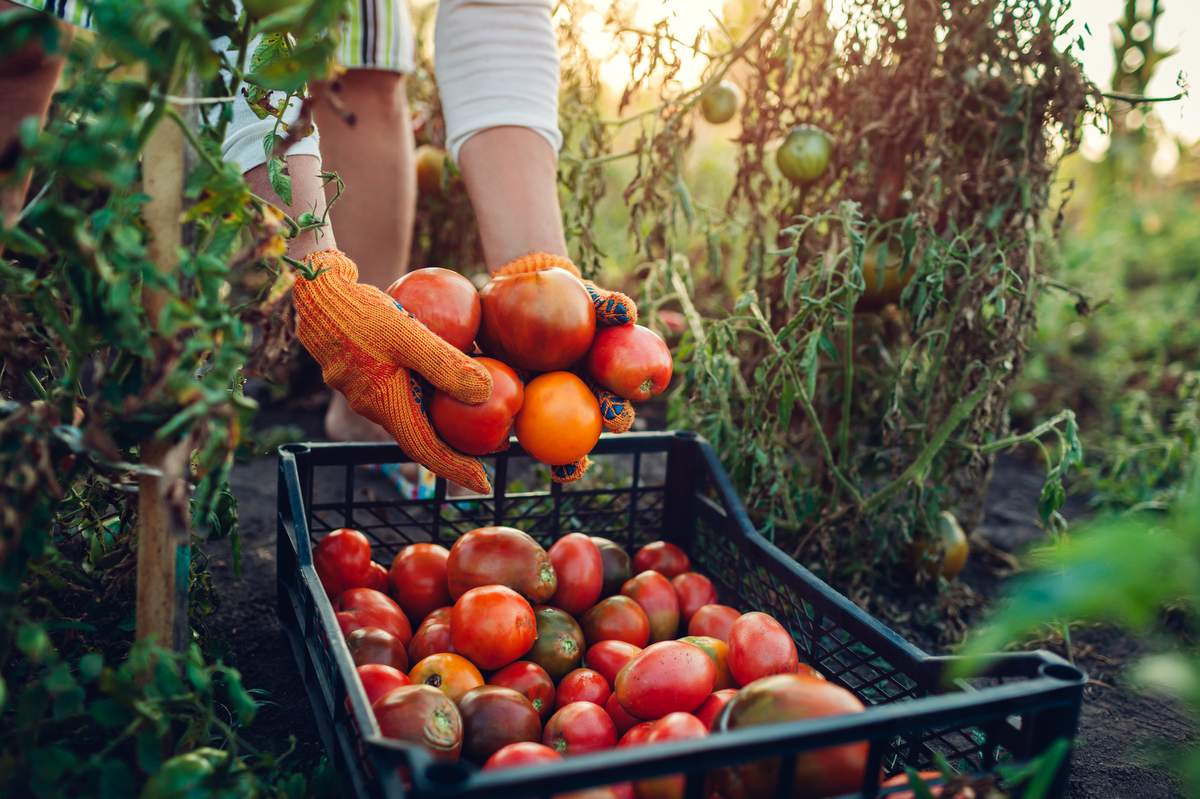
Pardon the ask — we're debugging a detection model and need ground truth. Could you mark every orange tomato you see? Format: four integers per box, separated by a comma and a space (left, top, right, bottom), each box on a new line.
514, 372, 601, 465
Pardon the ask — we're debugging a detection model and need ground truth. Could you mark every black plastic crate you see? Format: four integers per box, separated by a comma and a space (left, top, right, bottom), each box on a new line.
276, 432, 1085, 798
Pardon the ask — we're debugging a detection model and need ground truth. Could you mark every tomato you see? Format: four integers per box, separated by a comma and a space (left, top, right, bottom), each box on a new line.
314, 528, 372, 598
478, 266, 596, 371
677, 636, 734, 690
356, 664, 411, 706
386, 267, 481, 353
483, 741, 562, 771
364, 561, 389, 593
585, 325, 673, 403
618, 722, 655, 747
856, 249, 914, 313
635, 712, 709, 799
347, 627, 410, 669
591, 536, 632, 596
632, 542, 690, 578
700, 81, 741, 124
415, 144, 448, 197
447, 526, 557, 603
374, 684, 463, 761
620, 572, 681, 643
408, 616, 454, 663
388, 543, 451, 623
605, 693, 641, 736
671, 573, 717, 622
548, 533, 604, 615
409, 653, 485, 704
693, 689, 737, 730
686, 604, 740, 642
913, 510, 970, 580
515, 372, 602, 465
431, 357, 524, 456
776, 124, 833, 186
490, 661, 556, 722
560, 788, 634, 799
580, 597, 650, 648
528, 606, 586, 681
556, 669, 611, 708
727, 612, 799, 686
585, 640, 643, 687
614, 641, 715, 720
544, 701, 617, 756
880, 771, 957, 799
459, 685, 543, 763
336, 587, 413, 645
715, 674, 867, 799
418, 606, 453, 629
451, 585, 536, 670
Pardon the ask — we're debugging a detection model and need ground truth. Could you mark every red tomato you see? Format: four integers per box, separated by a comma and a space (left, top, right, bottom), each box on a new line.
409, 653, 485, 704
430, 357, 524, 456
388, 543, 451, 623
585, 640, 643, 687
677, 636, 734, 690
314, 528, 373, 598
592, 536, 633, 596
686, 605, 740, 642
374, 684, 463, 761
581, 597, 650, 648
515, 372, 602, 465
356, 664, 411, 706
490, 661, 556, 722
547, 533, 604, 615
483, 741, 562, 771
585, 324, 673, 402
544, 701, 617, 756
620, 571, 680, 643
618, 722, 655, 747
451, 585, 536, 670
364, 561, 389, 593
408, 617, 454, 664
637, 713, 708, 799
419, 606, 453, 629
559, 788, 634, 799
556, 669, 612, 708
447, 526, 557, 603
614, 641, 716, 720
337, 588, 413, 646
631, 542, 689, 578
478, 266, 596, 372
346, 628, 409, 670
605, 693, 641, 736
880, 771, 956, 799
386, 267, 481, 353
693, 689, 737, 730
459, 685, 543, 763
727, 612, 799, 686
670, 573, 717, 622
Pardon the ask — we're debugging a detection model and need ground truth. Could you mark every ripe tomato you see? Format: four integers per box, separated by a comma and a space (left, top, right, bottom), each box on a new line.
585, 324, 673, 402
483, 741, 562, 771
671, 573, 717, 622
314, 528, 372, 598
727, 612, 799, 686
431, 357, 524, 456
364, 562, 389, 593
605, 692, 641, 736
580, 596, 650, 648
419, 606, 453, 628
386, 267, 481, 352
632, 542, 690, 578
544, 701, 617, 756
355, 664, 411, 706
560, 788, 634, 799
515, 372, 602, 465
614, 641, 715, 720
913, 510, 970, 580
591, 536, 632, 596
374, 684, 463, 761
408, 615, 454, 663
700, 81, 741, 124
451, 585, 536, 670
446, 526, 557, 603
715, 674, 867, 799
409, 652, 485, 704
478, 266, 596, 372
528, 606, 586, 681
776, 124, 833, 185
556, 669, 611, 708
880, 771, 959, 799
337, 588, 413, 645
636, 713, 709, 799
678, 636, 734, 690
618, 722, 655, 747
856, 249, 914, 313
459, 685, 543, 763
490, 661, 556, 722
414, 145, 448, 197
686, 604, 740, 642
620, 572, 680, 643
548, 533, 604, 615
693, 689, 737, 730
388, 543, 451, 623
585, 640, 642, 687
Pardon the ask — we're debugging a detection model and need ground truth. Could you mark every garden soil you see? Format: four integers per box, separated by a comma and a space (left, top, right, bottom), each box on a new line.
206, 400, 1193, 798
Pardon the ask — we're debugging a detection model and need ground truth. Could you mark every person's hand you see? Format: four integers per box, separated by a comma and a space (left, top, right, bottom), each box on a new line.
292, 250, 494, 494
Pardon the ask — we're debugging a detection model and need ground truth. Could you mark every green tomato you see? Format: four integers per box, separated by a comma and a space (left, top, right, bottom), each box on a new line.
140, 753, 215, 799
776, 124, 834, 185
242, 0, 303, 20
700, 81, 741, 124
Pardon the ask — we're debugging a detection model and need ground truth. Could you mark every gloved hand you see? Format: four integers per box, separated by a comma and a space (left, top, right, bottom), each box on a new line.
292, 250, 494, 494
493, 253, 639, 483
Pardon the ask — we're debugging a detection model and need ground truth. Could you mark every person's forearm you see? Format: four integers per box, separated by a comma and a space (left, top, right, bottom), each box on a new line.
458, 126, 566, 271
245, 154, 335, 259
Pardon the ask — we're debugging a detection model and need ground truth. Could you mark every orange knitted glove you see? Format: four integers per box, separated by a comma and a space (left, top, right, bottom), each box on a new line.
293, 250, 494, 494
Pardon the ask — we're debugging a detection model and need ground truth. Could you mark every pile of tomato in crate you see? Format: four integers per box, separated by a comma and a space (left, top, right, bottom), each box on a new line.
313, 524, 945, 798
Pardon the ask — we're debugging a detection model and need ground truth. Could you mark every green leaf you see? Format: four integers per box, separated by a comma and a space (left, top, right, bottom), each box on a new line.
30, 745, 77, 786
0, 675, 6, 713
267, 157, 293, 205
16, 623, 52, 662
98, 760, 136, 799
780, 381, 797, 432
89, 698, 130, 729
136, 727, 164, 773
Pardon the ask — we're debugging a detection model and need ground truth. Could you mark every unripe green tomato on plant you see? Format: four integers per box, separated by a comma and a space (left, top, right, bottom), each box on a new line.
700, 81, 741, 124
776, 124, 834, 185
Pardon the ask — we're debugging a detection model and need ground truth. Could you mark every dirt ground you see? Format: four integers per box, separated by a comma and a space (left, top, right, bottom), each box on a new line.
206, 401, 1194, 798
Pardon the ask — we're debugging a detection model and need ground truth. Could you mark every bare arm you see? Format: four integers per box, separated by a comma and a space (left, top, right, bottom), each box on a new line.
244, 154, 336, 258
